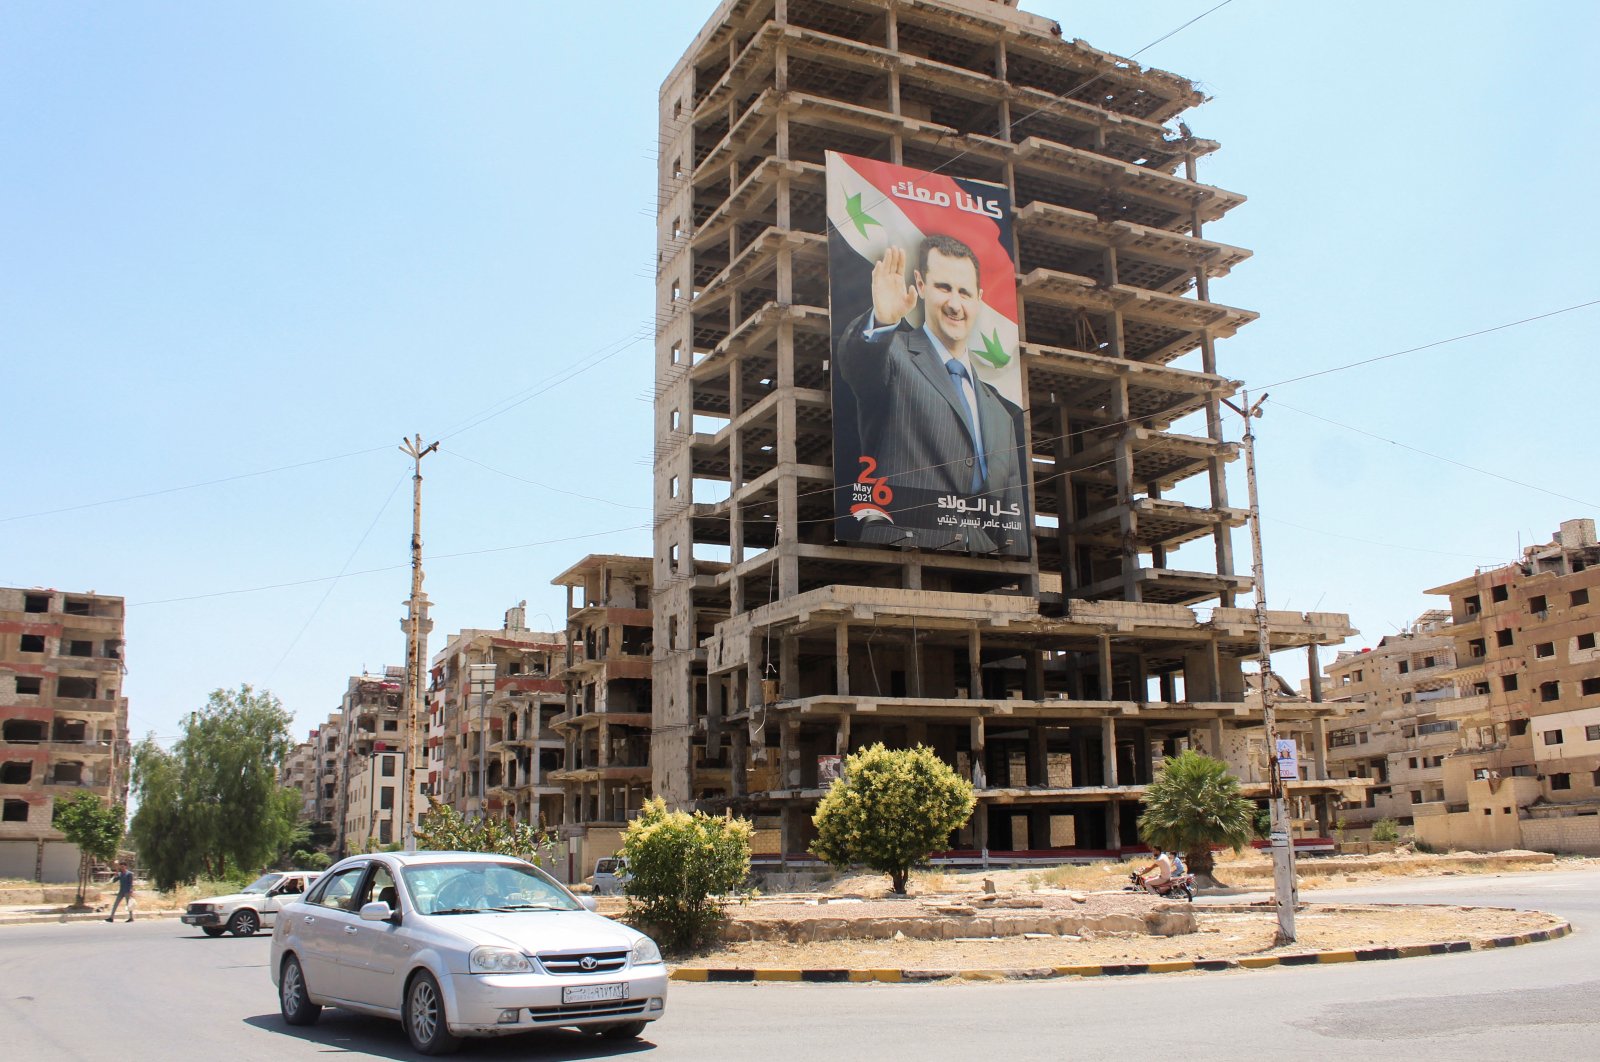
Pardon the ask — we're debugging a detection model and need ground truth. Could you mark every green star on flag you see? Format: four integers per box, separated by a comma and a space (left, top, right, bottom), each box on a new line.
845, 192, 880, 238
970, 329, 1009, 368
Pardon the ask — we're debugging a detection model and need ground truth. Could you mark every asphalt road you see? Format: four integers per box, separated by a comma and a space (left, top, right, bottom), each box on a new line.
2, 868, 1596, 1061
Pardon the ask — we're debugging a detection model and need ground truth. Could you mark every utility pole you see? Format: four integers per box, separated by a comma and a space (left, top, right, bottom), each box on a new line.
1221, 390, 1297, 944
399, 434, 438, 851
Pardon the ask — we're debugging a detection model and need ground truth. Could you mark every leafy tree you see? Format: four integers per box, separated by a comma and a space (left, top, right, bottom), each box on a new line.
620, 797, 751, 953
128, 685, 300, 888
53, 791, 125, 907
414, 799, 556, 865
1137, 749, 1256, 880
810, 743, 975, 895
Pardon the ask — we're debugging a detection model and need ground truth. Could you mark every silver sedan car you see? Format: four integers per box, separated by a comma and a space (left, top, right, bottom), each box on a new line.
269, 850, 666, 1054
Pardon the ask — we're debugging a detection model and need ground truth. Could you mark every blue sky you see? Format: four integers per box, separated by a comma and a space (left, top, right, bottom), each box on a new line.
4, 2, 1596, 746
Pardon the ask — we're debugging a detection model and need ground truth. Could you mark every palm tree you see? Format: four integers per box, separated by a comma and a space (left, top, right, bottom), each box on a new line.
1137, 749, 1255, 883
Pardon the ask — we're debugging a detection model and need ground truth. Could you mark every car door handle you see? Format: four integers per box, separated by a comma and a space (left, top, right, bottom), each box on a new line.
344, 925, 359, 934
303, 916, 316, 925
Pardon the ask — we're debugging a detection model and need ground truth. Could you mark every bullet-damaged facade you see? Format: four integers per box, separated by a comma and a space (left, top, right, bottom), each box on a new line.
427, 604, 566, 828
335, 668, 406, 852
1416, 519, 1600, 854
0, 586, 130, 881
651, 0, 1355, 857
551, 556, 654, 844
1319, 612, 1465, 834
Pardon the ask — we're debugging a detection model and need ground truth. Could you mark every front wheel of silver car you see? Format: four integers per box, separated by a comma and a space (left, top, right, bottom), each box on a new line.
404, 971, 461, 1056
279, 955, 321, 1026
598, 1021, 648, 1040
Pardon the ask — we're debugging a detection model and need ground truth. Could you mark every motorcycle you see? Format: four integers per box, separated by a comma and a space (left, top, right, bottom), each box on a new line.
1127, 868, 1195, 902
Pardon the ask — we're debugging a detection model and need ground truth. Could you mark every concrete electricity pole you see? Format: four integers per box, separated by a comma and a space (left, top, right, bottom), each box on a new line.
1221, 391, 1298, 944
399, 434, 438, 852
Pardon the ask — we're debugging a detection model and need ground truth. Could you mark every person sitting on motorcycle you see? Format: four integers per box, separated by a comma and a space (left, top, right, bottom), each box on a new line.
1137, 847, 1175, 893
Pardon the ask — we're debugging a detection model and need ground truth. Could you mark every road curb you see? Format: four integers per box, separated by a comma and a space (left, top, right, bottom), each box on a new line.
669, 922, 1571, 984
0, 910, 185, 927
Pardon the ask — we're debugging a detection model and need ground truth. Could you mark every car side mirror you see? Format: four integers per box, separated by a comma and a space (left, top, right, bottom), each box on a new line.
579, 896, 599, 912
360, 901, 397, 923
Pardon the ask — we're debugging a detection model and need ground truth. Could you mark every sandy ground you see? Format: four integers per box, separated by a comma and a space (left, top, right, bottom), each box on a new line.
668, 850, 1590, 971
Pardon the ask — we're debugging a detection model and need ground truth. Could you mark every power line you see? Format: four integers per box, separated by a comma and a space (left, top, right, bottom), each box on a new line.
1273, 400, 1599, 510
0, 445, 391, 524
1255, 297, 1600, 390
267, 472, 407, 680
441, 448, 650, 511
127, 525, 651, 608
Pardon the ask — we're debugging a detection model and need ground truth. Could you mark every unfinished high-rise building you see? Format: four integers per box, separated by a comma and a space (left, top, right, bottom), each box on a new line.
0, 586, 129, 881
653, 0, 1355, 857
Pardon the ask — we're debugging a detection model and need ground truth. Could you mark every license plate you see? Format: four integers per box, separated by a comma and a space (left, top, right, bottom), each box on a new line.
562, 982, 625, 1004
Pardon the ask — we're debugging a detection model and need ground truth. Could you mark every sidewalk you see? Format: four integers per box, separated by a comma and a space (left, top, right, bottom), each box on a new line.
0, 900, 183, 927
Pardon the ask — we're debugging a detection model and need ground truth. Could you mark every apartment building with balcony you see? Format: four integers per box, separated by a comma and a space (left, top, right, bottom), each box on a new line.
551, 557, 653, 851
0, 586, 130, 881
335, 668, 405, 852
1319, 612, 1466, 834
282, 736, 320, 821
427, 604, 566, 827
1418, 519, 1600, 853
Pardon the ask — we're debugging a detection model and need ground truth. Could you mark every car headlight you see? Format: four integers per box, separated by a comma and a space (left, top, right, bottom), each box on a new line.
469, 946, 533, 974
198, 905, 218, 913
631, 936, 663, 966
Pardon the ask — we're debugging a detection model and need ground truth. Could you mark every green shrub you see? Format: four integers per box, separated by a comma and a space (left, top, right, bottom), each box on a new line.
810, 743, 975, 895
414, 799, 556, 866
621, 797, 752, 954
1371, 818, 1400, 843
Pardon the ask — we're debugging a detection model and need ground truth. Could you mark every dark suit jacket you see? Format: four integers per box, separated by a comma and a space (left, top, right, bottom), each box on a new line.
837, 310, 1028, 554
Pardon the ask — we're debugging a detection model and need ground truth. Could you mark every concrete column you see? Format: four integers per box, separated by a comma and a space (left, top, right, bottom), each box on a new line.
1025, 651, 1044, 701
1108, 800, 1123, 850
1102, 715, 1118, 787
780, 715, 800, 789
974, 801, 989, 853
967, 627, 982, 698
835, 623, 850, 696
706, 676, 724, 763
836, 713, 852, 757
908, 630, 924, 697
1306, 644, 1324, 702
969, 716, 986, 788
1098, 634, 1114, 700
780, 633, 799, 700
1159, 670, 1177, 704
1209, 718, 1224, 762
730, 726, 748, 798
1311, 716, 1328, 781
1027, 725, 1048, 786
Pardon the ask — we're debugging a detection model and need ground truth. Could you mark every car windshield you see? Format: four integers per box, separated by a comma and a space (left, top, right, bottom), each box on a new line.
240, 874, 280, 895
402, 861, 581, 916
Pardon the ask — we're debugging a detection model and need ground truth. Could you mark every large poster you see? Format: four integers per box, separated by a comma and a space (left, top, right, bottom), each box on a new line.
826, 151, 1030, 558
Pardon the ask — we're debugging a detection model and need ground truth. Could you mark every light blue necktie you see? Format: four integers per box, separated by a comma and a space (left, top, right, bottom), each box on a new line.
946, 360, 987, 493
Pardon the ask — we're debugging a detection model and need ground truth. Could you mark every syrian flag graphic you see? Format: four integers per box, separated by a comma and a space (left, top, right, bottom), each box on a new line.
826, 151, 1030, 559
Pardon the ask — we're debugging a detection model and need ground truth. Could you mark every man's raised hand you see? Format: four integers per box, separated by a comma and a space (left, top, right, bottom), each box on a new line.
871, 245, 919, 328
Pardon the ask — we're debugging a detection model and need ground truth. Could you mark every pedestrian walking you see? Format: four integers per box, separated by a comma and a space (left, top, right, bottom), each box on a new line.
105, 861, 135, 922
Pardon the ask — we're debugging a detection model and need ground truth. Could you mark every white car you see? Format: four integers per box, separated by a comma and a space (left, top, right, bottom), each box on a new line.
270, 850, 666, 1054
181, 871, 321, 937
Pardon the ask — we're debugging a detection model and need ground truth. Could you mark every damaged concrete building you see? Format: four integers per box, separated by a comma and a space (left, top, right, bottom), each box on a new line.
426, 605, 567, 829
334, 668, 406, 852
1411, 519, 1600, 854
650, 0, 1355, 858
551, 556, 654, 854
0, 586, 129, 881
1320, 612, 1466, 835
